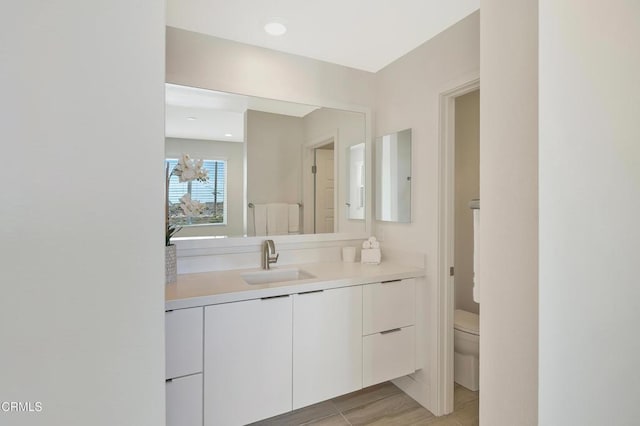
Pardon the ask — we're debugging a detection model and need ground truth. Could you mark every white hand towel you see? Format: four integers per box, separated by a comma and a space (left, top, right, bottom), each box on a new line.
267, 203, 289, 235
288, 204, 300, 234
472, 208, 480, 303
253, 204, 267, 236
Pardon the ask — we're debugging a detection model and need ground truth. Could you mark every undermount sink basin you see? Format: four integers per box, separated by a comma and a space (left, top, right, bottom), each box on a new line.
241, 268, 315, 285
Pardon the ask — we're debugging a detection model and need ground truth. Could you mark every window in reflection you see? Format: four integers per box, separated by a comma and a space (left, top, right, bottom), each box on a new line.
167, 158, 227, 226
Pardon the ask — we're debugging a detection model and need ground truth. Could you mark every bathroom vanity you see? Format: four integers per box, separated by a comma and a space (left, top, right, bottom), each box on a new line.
165, 261, 424, 426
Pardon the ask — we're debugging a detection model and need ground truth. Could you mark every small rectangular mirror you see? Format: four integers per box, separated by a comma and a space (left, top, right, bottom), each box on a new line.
375, 128, 411, 223
346, 143, 366, 220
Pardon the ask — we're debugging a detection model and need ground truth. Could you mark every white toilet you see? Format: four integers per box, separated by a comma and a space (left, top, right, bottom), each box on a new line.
454, 309, 479, 391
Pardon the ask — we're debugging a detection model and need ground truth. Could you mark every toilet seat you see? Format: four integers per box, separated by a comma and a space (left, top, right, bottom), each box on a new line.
454, 309, 479, 336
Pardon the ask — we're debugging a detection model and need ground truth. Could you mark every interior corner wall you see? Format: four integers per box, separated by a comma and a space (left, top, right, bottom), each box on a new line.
480, 1, 538, 425
454, 90, 480, 315
539, 1, 640, 424
373, 10, 480, 411
1, 2, 165, 425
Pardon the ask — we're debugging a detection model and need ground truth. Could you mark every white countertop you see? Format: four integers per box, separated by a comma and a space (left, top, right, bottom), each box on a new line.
165, 261, 425, 310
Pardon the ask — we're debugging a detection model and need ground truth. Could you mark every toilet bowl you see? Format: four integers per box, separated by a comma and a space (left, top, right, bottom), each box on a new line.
454, 309, 479, 391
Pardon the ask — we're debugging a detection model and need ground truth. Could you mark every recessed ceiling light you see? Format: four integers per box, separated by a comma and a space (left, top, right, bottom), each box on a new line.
264, 20, 287, 36
224, 133, 233, 137
186, 116, 197, 121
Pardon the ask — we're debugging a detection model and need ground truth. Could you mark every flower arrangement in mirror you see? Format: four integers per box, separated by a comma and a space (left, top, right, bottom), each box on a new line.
165, 154, 209, 246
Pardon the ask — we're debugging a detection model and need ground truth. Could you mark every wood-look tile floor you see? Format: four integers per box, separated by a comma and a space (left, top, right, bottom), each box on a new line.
250, 382, 479, 426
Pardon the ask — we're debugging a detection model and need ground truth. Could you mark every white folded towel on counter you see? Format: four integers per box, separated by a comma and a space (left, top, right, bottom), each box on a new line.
361, 236, 381, 264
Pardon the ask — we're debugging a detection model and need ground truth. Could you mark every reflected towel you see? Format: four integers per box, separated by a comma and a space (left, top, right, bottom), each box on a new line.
253, 204, 267, 236
267, 203, 289, 235
472, 208, 480, 303
288, 204, 300, 234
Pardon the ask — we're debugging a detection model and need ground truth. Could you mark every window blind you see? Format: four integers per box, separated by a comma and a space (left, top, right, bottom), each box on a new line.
166, 158, 226, 225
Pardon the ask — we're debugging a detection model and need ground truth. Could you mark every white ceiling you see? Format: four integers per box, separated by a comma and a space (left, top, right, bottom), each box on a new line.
166, 0, 480, 72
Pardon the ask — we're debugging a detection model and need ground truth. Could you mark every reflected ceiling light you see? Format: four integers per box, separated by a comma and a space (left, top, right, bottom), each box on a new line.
264, 19, 287, 36
186, 116, 197, 121
225, 133, 233, 137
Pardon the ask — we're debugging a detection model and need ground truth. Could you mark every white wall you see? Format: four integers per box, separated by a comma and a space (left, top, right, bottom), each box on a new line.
374, 10, 479, 251
1, 2, 165, 425
303, 108, 367, 235
373, 11, 480, 411
166, 27, 375, 110
247, 110, 303, 206
454, 90, 480, 315
479, 1, 538, 425
539, 1, 640, 424
167, 28, 374, 244
166, 137, 245, 237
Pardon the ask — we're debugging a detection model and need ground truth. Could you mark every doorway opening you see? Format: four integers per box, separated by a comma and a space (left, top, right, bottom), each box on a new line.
437, 76, 480, 414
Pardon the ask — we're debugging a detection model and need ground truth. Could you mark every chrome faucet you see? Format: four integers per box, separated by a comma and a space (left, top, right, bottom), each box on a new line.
262, 239, 279, 270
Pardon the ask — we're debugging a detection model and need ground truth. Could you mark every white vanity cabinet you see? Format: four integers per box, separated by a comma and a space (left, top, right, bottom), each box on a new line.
204, 295, 293, 426
165, 263, 424, 425
362, 278, 416, 387
165, 307, 203, 426
292, 286, 363, 409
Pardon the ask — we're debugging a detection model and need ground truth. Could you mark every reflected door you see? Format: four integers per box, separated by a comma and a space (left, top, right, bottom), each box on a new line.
314, 148, 335, 233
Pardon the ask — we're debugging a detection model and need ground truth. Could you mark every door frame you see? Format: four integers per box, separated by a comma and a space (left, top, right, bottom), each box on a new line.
313, 145, 336, 234
437, 73, 479, 414
302, 131, 338, 234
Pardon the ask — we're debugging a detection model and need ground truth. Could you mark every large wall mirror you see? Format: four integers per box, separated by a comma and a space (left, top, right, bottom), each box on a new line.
166, 84, 368, 239
375, 128, 412, 223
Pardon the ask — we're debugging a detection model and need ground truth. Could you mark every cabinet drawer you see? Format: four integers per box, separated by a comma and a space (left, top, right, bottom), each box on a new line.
166, 373, 203, 426
363, 278, 415, 335
363, 326, 415, 387
166, 307, 203, 379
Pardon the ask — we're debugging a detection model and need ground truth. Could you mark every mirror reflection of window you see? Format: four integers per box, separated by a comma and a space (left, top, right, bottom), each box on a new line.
166, 158, 227, 226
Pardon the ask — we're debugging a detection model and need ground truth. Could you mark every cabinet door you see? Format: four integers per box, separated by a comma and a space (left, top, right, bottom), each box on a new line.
293, 286, 363, 409
166, 373, 203, 426
165, 307, 203, 379
204, 296, 292, 426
